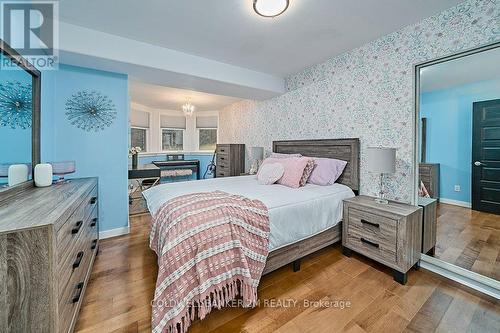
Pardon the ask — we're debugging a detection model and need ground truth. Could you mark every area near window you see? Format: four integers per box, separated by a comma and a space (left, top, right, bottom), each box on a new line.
129, 110, 150, 151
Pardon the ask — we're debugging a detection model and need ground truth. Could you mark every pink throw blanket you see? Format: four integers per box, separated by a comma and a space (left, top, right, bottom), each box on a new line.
150, 191, 270, 333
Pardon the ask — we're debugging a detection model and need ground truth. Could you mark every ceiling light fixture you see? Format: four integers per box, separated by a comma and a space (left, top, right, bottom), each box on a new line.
182, 99, 195, 116
253, 0, 289, 18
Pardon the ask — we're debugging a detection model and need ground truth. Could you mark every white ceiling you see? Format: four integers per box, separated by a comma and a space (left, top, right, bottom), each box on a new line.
129, 80, 242, 111
420, 46, 500, 93
59, 0, 462, 77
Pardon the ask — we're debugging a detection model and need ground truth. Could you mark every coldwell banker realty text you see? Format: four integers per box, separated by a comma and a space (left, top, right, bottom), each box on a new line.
1, 0, 58, 70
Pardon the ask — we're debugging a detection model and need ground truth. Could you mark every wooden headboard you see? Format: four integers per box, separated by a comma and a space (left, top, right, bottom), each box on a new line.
272, 138, 360, 192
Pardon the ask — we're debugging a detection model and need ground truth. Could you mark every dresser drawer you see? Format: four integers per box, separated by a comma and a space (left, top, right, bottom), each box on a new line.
216, 162, 230, 172
57, 186, 97, 266
345, 207, 398, 265
216, 153, 230, 165
58, 239, 93, 333
216, 144, 230, 154
216, 170, 231, 178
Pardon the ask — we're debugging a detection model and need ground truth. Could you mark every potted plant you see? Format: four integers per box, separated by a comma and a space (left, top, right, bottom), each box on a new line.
129, 147, 142, 168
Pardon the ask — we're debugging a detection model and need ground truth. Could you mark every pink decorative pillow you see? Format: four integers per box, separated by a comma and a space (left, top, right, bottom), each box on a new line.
258, 157, 310, 188
306, 157, 347, 186
270, 152, 302, 159
299, 159, 315, 187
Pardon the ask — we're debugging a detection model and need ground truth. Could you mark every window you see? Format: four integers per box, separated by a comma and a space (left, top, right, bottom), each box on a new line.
196, 115, 218, 151
130, 127, 147, 151
162, 128, 184, 151
198, 128, 217, 151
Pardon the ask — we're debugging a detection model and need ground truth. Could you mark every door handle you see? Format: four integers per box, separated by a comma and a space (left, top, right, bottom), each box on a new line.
474, 161, 486, 166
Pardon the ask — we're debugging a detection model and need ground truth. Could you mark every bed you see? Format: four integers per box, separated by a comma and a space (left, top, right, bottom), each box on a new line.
143, 138, 360, 274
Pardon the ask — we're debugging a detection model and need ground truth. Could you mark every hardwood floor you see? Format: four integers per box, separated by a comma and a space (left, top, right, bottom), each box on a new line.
75, 215, 500, 333
434, 203, 500, 280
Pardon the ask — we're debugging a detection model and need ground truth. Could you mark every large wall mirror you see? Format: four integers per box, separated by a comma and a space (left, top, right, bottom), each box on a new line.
415, 42, 500, 296
0, 40, 41, 194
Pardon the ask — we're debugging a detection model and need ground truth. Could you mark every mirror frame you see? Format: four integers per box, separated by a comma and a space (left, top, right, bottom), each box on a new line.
0, 39, 41, 197
412, 41, 500, 298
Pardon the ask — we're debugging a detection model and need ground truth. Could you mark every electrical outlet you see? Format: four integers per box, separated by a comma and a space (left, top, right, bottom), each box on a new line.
454, 185, 461, 192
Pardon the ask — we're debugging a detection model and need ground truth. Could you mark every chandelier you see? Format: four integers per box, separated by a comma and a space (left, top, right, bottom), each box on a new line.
182, 100, 195, 116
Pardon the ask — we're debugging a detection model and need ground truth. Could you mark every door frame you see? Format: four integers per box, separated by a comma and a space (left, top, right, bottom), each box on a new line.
412, 41, 500, 299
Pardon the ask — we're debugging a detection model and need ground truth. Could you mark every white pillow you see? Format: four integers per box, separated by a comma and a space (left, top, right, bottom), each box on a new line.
257, 163, 284, 185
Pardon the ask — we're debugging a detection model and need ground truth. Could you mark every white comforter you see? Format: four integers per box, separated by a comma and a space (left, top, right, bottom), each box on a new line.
142, 175, 355, 251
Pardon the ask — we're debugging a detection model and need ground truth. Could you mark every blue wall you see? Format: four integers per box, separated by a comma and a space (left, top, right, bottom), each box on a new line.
421, 79, 500, 203
0, 53, 33, 176
42, 64, 129, 232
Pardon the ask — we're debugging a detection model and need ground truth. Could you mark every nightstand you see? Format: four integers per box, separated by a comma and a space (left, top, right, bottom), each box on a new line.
342, 195, 423, 284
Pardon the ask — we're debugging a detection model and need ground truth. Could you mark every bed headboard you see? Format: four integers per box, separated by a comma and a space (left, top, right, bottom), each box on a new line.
272, 138, 360, 192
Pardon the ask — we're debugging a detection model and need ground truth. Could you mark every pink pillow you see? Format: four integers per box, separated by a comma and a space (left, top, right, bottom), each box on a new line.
306, 157, 347, 186
258, 157, 310, 188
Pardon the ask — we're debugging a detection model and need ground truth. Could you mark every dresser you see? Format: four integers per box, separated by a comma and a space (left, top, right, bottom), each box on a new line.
419, 163, 440, 199
215, 144, 245, 177
342, 196, 422, 284
0, 178, 99, 333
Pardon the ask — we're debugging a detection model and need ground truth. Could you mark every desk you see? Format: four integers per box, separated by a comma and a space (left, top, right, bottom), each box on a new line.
128, 163, 161, 179
153, 160, 201, 180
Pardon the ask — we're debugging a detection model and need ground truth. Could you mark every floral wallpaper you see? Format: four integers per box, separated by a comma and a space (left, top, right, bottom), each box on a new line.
219, 0, 500, 203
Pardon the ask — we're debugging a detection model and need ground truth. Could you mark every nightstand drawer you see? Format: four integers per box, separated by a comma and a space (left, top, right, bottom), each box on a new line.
345, 227, 397, 265
347, 207, 397, 244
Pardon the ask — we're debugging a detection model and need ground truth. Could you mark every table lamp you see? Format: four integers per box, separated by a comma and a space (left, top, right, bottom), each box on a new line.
366, 147, 396, 204
249, 147, 264, 175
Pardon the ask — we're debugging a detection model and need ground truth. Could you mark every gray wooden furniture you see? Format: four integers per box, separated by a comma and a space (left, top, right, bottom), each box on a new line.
419, 163, 440, 199
0, 178, 99, 332
418, 197, 437, 255
342, 195, 422, 284
215, 144, 245, 177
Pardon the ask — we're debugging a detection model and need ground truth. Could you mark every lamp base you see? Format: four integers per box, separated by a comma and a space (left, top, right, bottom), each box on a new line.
374, 197, 389, 205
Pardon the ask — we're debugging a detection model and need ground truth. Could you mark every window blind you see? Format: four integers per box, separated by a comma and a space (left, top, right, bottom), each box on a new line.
196, 116, 218, 128
130, 110, 150, 128
160, 115, 186, 129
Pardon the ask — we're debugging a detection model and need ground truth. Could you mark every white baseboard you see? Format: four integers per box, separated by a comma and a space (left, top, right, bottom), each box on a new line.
421, 254, 500, 299
99, 226, 130, 239
439, 198, 471, 208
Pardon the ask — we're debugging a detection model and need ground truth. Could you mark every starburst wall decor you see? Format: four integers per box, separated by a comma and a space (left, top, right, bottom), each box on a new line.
0, 81, 32, 129
65, 90, 117, 132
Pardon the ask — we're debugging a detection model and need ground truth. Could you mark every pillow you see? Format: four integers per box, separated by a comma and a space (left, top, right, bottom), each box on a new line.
257, 163, 284, 185
299, 159, 315, 187
259, 157, 310, 188
270, 152, 302, 159
306, 157, 347, 186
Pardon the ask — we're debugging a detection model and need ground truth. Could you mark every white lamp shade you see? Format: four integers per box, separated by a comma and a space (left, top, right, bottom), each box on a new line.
366, 147, 396, 174
250, 147, 264, 160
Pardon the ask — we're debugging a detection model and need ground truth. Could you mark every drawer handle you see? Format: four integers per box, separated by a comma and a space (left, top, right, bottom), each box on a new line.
361, 219, 379, 228
90, 196, 97, 205
71, 221, 83, 234
91, 239, 98, 250
73, 251, 84, 269
72, 282, 84, 303
90, 218, 98, 228
360, 237, 379, 248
